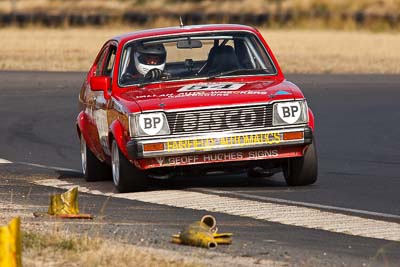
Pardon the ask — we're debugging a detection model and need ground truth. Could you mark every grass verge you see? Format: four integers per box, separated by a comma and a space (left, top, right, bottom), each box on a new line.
22, 230, 204, 267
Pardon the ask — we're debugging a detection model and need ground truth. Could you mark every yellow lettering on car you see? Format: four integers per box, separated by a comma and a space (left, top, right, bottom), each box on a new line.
167, 141, 174, 151
206, 138, 215, 147
179, 140, 187, 149
220, 137, 230, 146
192, 140, 197, 149
273, 132, 281, 144
187, 139, 193, 148
264, 133, 272, 145
166, 132, 282, 152
174, 141, 180, 150
243, 134, 254, 145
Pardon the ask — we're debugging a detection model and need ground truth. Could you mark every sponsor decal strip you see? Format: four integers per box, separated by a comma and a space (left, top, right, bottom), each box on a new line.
33, 179, 400, 242
135, 90, 271, 99
141, 147, 303, 168
165, 132, 282, 152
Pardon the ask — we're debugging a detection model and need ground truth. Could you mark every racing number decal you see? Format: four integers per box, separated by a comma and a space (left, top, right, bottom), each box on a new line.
178, 83, 245, 92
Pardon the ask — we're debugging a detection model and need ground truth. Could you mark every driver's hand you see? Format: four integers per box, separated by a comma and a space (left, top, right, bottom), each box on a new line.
145, 68, 162, 80
121, 73, 136, 83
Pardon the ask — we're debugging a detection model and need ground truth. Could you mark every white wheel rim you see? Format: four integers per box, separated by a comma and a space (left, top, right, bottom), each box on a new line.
80, 137, 87, 175
111, 141, 120, 186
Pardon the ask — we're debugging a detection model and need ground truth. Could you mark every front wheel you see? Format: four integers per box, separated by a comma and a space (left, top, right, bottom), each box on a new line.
111, 140, 148, 193
283, 142, 318, 186
80, 137, 111, 181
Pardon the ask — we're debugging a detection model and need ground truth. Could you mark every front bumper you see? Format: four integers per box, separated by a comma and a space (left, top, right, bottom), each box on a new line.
127, 126, 312, 159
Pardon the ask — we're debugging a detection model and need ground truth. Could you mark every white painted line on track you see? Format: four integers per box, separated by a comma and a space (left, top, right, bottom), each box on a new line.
17, 162, 81, 173
0, 158, 12, 164
34, 178, 400, 242
0, 157, 80, 173
195, 188, 400, 220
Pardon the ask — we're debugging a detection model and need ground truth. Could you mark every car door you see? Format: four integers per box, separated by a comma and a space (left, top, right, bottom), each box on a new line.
91, 42, 117, 156
78, 42, 110, 160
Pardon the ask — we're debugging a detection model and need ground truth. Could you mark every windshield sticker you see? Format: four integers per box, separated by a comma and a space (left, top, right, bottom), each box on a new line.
178, 83, 245, 92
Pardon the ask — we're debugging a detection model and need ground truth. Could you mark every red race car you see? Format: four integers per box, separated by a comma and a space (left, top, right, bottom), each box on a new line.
77, 24, 318, 192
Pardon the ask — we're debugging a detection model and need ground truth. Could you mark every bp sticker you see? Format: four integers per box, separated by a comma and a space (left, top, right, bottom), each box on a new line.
277, 102, 302, 124
139, 113, 164, 135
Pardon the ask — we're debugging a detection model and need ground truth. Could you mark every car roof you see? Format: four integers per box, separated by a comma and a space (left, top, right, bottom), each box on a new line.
112, 24, 258, 44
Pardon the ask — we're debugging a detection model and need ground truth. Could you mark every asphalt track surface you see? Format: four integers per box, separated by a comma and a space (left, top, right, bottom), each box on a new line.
1, 71, 400, 266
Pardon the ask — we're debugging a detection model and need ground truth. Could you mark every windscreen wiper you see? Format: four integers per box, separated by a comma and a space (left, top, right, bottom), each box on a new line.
207, 68, 269, 80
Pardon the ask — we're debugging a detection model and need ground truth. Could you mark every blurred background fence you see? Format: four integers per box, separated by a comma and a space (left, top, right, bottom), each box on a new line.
1, 11, 399, 29
0, 0, 399, 30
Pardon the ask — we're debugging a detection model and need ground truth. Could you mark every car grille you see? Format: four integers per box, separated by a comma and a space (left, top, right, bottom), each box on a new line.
166, 105, 273, 135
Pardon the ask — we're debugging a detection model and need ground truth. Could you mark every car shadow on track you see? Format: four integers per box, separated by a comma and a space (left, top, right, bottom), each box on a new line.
57, 170, 84, 179
150, 173, 288, 190
55, 170, 302, 193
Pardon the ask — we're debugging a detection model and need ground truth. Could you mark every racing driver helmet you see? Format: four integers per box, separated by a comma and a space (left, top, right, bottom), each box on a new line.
134, 43, 166, 76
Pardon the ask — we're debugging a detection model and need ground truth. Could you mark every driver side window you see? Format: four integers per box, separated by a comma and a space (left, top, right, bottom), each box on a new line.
95, 47, 108, 77
95, 44, 117, 77
103, 45, 117, 77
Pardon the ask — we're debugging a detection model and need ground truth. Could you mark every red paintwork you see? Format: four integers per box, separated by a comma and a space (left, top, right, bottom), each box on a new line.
109, 120, 128, 157
308, 109, 315, 131
77, 24, 314, 170
119, 79, 297, 112
77, 111, 108, 162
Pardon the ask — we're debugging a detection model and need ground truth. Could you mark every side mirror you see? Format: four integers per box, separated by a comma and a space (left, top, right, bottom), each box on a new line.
90, 76, 111, 99
90, 76, 110, 91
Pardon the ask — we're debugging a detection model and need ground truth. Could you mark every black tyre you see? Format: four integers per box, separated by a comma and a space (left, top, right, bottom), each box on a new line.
80, 137, 111, 181
283, 141, 318, 186
111, 140, 148, 192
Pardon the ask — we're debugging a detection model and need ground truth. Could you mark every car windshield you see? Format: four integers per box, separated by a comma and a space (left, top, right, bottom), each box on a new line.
119, 31, 277, 86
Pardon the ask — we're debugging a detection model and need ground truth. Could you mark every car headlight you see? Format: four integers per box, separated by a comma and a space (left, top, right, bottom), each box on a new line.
273, 100, 308, 126
129, 112, 170, 137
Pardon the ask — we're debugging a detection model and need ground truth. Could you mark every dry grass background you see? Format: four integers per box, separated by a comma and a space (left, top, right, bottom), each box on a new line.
0, 27, 399, 73
264, 30, 400, 74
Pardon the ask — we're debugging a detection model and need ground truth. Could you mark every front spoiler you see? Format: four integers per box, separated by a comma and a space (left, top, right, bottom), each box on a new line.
135, 145, 306, 170
127, 126, 312, 159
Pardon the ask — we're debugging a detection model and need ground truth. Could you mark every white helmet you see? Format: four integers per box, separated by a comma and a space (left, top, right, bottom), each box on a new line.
134, 43, 166, 76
